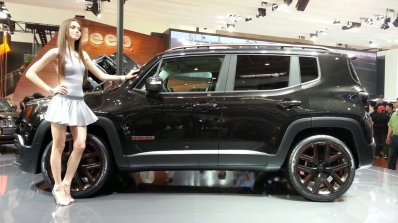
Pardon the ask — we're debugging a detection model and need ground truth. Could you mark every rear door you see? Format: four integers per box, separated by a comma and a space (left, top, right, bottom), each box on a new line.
218, 54, 318, 168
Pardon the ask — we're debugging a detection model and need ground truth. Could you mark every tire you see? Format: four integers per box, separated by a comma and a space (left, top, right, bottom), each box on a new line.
41, 133, 113, 198
286, 135, 355, 202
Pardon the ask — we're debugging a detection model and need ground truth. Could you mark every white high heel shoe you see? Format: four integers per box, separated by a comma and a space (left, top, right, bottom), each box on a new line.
52, 186, 71, 206
62, 182, 75, 203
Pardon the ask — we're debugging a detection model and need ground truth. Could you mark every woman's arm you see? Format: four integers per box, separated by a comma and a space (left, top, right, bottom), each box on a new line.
82, 51, 139, 82
26, 48, 68, 95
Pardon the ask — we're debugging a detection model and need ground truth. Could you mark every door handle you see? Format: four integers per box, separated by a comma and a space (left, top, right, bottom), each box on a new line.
277, 100, 302, 109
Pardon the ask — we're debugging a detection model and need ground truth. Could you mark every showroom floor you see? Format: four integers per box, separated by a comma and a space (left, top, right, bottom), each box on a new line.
1, 146, 398, 223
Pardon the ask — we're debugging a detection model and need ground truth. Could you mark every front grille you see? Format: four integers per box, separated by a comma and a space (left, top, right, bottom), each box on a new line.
2, 127, 16, 135
0, 118, 15, 127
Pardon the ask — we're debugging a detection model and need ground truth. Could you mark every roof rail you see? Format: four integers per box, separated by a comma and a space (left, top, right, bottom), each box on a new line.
166, 43, 335, 53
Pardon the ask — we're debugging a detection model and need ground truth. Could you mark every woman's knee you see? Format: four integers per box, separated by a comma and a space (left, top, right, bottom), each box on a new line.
52, 142, 66, 152
74, 142, 86, 153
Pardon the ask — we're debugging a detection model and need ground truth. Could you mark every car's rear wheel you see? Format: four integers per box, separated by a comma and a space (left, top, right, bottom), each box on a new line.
41, 133, 113, 198
287, 135, 355, 201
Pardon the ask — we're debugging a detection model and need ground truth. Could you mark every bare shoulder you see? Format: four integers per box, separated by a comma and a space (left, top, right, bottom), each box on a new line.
47, 48, 59, 56
39, 48, 59, 61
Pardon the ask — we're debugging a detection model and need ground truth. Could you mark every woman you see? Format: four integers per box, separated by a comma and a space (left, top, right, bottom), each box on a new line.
26, 18, 138, 205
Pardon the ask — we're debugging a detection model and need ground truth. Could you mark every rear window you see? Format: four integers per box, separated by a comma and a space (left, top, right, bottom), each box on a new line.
234, 55, 290, 91
299, 57, 319, 83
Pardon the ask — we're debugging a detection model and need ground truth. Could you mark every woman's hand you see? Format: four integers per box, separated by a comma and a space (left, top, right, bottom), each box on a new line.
50, 84, 68, 95
125, 68, 140, 80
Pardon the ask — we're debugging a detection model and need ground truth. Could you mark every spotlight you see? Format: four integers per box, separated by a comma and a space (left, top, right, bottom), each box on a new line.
393, 17, 398, 27
0, 2, 13, 34
310, 33, 318, 41
381, 17, 390, 30
296, 0, 309, 11
283, 0, 293, 6
365, 18, 374, 25
271, 3, 278, 11
226, 24, 235, 32
333, 19, 340, 25
376, 15, 385, 21
85, 0, 110, 17
342, 22, 361, 30
0, 2, 10, 20
369, 41, 378, 48
381, 22, 389, 30
256, 8, 266, 18
245, 17, 252, 22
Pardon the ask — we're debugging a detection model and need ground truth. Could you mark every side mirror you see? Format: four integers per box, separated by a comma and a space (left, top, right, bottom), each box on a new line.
145, 77, 164, 94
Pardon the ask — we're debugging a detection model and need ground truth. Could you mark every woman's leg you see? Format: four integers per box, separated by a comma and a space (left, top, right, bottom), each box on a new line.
62, 126, 87, 200
50, 123, 69, 205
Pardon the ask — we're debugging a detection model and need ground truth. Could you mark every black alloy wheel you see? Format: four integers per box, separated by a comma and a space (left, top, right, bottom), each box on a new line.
41, 133, 113, 198
287, 135, 355, 202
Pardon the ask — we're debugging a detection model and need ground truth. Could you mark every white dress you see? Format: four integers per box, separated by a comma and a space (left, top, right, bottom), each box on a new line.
45, 51, 98, 126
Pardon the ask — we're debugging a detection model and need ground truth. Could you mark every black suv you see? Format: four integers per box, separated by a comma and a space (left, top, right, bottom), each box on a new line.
15, 44, 374, 201
0, 98, 18, 144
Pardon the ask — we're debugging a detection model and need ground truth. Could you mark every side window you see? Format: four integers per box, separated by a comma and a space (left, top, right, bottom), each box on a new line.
160, 56, 224, 92
234, 55, 290, 91
139, 56, 224, 92
299, 57, 319, 83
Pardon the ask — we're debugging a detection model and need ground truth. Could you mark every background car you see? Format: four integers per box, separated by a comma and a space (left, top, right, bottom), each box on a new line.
0, 98, 18, 144
84, 53, 140, 92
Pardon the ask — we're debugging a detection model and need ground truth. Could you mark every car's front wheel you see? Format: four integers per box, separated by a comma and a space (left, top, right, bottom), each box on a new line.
41, 133, 113, 198
287, 135, 355, 201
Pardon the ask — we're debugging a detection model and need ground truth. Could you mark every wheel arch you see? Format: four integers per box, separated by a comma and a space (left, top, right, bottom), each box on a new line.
88, 116, 129, 171
277, 117, 373, 170
33, 116, 129, 173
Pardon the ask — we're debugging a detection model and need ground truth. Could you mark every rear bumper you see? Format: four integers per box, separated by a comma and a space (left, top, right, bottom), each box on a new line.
358, 137, 375, 169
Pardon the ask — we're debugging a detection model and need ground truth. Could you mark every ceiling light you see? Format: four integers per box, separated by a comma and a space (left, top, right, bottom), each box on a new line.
256, 8, 266, 18
296, 0, 310, 11
333, 19, 340, 25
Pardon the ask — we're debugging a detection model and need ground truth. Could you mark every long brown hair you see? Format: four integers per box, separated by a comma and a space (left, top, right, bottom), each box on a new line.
56, 18, 88, 83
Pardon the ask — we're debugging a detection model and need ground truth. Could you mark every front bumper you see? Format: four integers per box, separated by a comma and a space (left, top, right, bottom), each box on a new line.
0, 126, 16, 144
14, 133, 41, 173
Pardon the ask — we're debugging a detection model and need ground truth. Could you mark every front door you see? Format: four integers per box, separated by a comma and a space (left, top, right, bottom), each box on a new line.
122, 55, 230, 168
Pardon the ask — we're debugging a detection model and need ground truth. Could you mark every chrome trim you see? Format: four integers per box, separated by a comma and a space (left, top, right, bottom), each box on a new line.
16, 134, 31, 148
128, 150, 271, 157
